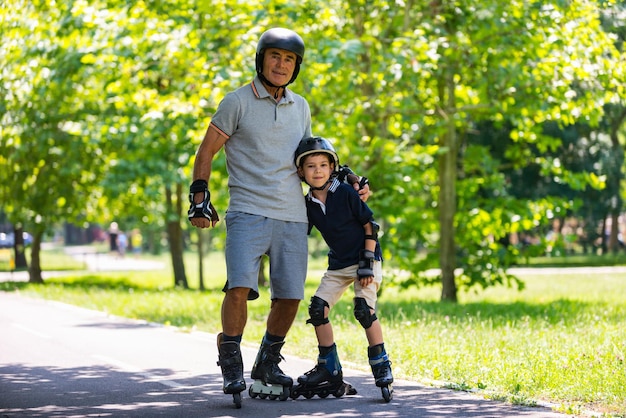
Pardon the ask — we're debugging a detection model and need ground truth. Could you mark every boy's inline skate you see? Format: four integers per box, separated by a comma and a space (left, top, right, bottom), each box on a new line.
216, 333, 246, 408
248, 341, 292, 401
291, 344, 357, 399
369, 343, 394, 402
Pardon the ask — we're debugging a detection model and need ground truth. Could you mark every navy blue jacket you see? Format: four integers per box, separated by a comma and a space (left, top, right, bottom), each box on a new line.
305, 179, 382, 270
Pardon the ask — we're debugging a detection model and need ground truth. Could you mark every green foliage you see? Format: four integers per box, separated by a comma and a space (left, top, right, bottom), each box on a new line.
300, 0, 625, 295
0, 2, 108, 235
1, 0, 625, 295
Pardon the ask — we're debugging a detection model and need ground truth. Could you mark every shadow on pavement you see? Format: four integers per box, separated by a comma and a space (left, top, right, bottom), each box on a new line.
0, 363, 563, 418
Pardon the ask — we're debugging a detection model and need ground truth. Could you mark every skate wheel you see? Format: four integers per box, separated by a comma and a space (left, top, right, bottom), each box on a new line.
381, 386, 392, 402
259, 393, 268, 399
269, 394, 278, 400
319, 389, 329, 398
233, 392, 242, 408
333, 384, 346, 398
248, 387, 257, 399
279, 388, 290, 401
304, 392, 314, 399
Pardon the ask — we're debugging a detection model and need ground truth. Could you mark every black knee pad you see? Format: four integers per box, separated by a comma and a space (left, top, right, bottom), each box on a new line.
306, 296, 329, 326
354, 297, 377, 329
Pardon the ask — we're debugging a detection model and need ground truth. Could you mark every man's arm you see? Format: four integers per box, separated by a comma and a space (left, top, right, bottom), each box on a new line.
190, 124, 227, 228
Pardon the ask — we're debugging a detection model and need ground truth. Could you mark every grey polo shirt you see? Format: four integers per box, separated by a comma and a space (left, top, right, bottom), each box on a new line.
210, 76, 312, 223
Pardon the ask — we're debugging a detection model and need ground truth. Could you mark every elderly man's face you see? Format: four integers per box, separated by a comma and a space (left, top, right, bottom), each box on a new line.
262, 47, 297, 87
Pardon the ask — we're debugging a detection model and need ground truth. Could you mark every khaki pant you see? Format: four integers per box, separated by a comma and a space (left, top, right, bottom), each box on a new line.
314, 261, 383, 309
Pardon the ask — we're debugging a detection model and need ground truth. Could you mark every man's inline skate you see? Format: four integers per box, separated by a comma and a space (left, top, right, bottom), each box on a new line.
248, 341, 292, 401
369, 343, 394, 402
216, 333, 246, 408
291, 344, 357, 399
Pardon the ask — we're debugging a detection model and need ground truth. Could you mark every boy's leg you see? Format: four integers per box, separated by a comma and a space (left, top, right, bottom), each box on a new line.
368, 343, 394, 387
292, 343, 354, 399
353, 261, 394, 398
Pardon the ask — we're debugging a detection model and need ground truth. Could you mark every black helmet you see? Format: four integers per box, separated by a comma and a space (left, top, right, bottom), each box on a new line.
256, 28, 305, 85
295, 136, 339, 170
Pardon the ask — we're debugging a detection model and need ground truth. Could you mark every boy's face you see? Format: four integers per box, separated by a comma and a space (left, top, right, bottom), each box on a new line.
299, 154, 334, 189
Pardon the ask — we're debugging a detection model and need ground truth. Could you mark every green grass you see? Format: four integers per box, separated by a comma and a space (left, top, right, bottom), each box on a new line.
1, 248, 625, 417
0, 247, 85, 271
520, 252, 626, 267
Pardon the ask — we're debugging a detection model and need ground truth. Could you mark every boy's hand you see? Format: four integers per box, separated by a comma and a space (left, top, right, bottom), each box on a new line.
359, 276, 374, 287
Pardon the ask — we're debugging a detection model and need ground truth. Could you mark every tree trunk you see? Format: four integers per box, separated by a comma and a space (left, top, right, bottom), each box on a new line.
607, 118, 624, 254
13, 225, 27, 269
28, 232, 44, 284
197, 229, 205, 291
258, 255, 268, 287
601, 216, 608, 255
438, 69, 458, 302
166, 184, 188, 289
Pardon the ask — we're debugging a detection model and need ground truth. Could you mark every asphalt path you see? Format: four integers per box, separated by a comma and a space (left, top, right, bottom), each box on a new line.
0, 292, 569, 418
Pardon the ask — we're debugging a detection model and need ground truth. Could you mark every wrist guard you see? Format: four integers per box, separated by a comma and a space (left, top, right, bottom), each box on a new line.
188, 180, 214, 221
357, 249, 375, 279
364, 220, 380, 241
336, 165, 355, 183
337, 165, 369, 190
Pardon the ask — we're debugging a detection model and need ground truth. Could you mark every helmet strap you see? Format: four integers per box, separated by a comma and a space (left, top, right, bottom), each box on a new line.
258, 73, 288, 99
308, 179, 331, 191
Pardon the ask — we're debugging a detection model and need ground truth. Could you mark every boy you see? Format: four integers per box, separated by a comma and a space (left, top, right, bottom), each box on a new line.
291, 136, 394, 402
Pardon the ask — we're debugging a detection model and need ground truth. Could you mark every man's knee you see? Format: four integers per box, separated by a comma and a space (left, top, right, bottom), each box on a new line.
225, 287, 251, 302
270, 298, 301, 309
270, 298, 301, 320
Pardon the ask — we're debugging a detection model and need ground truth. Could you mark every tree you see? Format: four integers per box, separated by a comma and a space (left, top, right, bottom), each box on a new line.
88, 1, 263, 287
2, 0, 623, 298
598, 2, 626, 254
302, 0, 623, 300
1, 2, 110, 282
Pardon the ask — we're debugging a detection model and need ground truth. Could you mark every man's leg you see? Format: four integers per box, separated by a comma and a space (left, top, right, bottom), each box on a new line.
217, 285, 255, 396
221, 287, 250, 336
267, 298, 300, 336
249, 298, 300, 395
248, 219, 307, 398
216, 287, 250, 398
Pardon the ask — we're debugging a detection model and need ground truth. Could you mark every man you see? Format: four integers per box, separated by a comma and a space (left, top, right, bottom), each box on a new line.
188, 27, 369, 407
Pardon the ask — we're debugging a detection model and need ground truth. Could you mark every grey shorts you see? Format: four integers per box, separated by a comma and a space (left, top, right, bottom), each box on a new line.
224, 211, 308, 301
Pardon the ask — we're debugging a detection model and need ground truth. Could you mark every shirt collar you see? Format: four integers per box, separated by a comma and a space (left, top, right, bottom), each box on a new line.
252, 76, 294, 103
305, 178, 341, 201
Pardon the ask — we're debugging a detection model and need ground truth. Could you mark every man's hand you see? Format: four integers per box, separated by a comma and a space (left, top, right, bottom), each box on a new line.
190, 200, 219, 228
337, 165, 371, 202
345, 172, 371, 202
188, 180, 219, 228
356, 180, 370, 202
